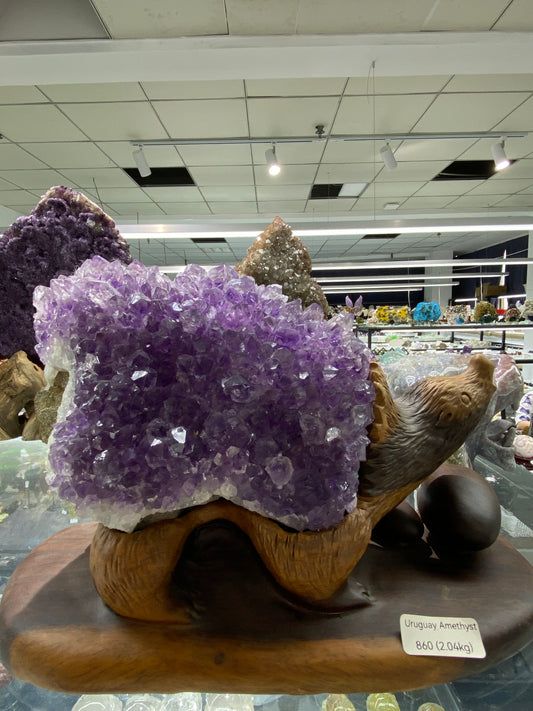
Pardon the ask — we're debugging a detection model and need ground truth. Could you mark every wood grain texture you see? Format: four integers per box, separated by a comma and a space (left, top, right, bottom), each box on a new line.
1, 523, 532, 695
0, 351, 45, 439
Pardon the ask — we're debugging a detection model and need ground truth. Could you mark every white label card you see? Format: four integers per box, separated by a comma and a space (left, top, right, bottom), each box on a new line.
400, 613, 486, 659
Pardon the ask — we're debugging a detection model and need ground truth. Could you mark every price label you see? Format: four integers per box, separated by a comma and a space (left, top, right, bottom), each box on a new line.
400, 613, 486, 658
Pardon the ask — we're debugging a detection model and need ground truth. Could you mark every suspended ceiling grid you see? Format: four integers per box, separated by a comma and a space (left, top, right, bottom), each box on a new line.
0, 0, 533, 268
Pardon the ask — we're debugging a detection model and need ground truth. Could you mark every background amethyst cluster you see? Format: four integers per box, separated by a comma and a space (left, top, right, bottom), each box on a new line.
0, 186, 131, 360
34, 257, 374, 532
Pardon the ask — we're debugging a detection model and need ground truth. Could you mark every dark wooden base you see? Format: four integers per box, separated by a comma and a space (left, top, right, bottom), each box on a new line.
1, 522, 532, 695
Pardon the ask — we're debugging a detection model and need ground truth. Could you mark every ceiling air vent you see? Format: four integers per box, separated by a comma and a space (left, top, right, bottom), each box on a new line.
124, 167, 196, 187
361, 233, 400, 240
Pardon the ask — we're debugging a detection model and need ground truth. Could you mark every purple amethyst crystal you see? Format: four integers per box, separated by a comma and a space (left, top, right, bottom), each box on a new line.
34, 257, 374, 532
0, 186, 131, 360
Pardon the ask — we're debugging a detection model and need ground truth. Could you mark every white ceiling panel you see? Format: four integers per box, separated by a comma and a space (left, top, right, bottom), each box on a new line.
413, 180, 485, 197
466, 179, 533, 195
158, 203, 213, 215
245, 78, 346, 97
494, 194, 533, 207
444, 195, 507, 209
256, 185, 309, 201
0, 169, 71, 189
321, 141, 380, 164
400, 196, 465, 210
21, 142, 114, 169
254, 165, 317, 186
0, 0, 107, 41
107, 203, 166, 216
345, 76, 450, 95
333, 94, 435, 134
490, 158, 533, 179
394, 138, 478, 162
39, 83, 146, 103
59, 168, 137, 188
143, 187, 205, 202
0, 189, 41, 204
305, 199, 355, 213
372, 182, 424, 198
493, 0, 533, 30
226, 0, 299, 35
96, 142, 183, 168
0, 105, 86, 142
141, 81, 244, 100
247, 98, 339, 138
494, 95, 533, 132
92, 0, 228, 38
153, 100, 248, 139
0, 86, 48, 104
413, 92, 531, 132
444, 74, 533, 92
81, 187, 153, 203
376, 161, 449, 182
201, 186, 256, 201
294, 0, 429, 34
59, 102, 168, 141
424, 0, 510, 31
179, 144, 251, 166
0, 144, 47, 170
209, 202, 258, 214
190, 166, 254, 186
315, 163, 377, 183
251, 142, 325, 164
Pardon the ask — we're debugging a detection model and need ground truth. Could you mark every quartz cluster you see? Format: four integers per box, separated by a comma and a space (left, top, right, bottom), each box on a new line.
0, 186, 131, 360
236, 216, 329, 316
34, 257, 374, 532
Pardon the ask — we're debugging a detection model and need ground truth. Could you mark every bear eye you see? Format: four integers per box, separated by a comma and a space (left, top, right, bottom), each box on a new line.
461, 392, 472, 405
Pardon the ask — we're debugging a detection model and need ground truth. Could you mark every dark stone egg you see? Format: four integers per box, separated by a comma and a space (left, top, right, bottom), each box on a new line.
417, 464, 501, 554
371, 500, 424, 548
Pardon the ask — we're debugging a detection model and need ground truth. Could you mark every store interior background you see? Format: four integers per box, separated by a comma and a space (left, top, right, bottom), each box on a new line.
1, 0, 533, 311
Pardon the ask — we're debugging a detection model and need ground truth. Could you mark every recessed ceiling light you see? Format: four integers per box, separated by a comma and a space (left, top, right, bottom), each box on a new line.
338, 183, 368, 197
383, 202, 400, 210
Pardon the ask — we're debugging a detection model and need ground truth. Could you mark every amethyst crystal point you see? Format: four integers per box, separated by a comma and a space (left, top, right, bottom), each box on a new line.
236, 216, 329, 316
35, 258, 374, 532
0, 186, 131, 360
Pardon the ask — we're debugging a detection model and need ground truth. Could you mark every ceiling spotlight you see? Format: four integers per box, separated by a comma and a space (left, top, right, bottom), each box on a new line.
265, 145, 281, 176
492, 140, 510, 171
380, 142, 397, 170
132, 146, 151, 178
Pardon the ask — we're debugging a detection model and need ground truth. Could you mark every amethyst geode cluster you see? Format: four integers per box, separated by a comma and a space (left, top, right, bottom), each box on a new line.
0, 186, 131, 360
34, 257, 374, 532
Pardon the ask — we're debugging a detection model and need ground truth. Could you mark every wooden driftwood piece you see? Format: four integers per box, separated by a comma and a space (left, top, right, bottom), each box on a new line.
91, 354, 496, 622
0, 351, 46, 440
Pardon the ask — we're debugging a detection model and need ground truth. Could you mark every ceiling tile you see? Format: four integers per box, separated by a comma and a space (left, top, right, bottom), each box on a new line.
0, 105, 86, 142
305, 199, 355, 213
494, 96, 533, 132
256, 185, 310, 201
413, 180, 485, 197
444, 74, 533, 92
374, 161, 451, 182
258, 200, 307, 213
322, 141, 383, 163
314, 163, 377, 183
0, 0, 107, 41
0, 176, 23, 190
413, 93, 530, 132
245, 78, 346, 97
80, 187, 153, 203
254, 164, 317, 185
153, 99, 248, 139
333, 94, 435, 134
158, 203, 213, 215
424, 0, 510, 30
179, 144, 251, 166
251, 142, 325, 164
106, 202, 166, 216
0, 144, 47, 169
493, 194, 533, 207
200, 186, 256, 201
226, 0, 299, 34
465, 179, 533, 196
39, 83, 146, 102
59, 168, 137, 188
208, 202, 259, 213
345, 76, 450, 95
400, 196, 463, 210
21, 142, 114, 168
247, 97, 339, 137
0, 86, 49, 104
489, 158, 533, 179
0, 169, 71, 189
493, 0, 533, 30
144, 186, 205, 202
92, 0, 228, 38
189, 166, 254, 186
0, 189, 41, 205
59, 102, 168, 141
394, 138, 478, 162
97, 142, 184, 168
295, 0, 429, 33
142, 80, 244, 100
444, 195, 505, 209
373, 181, 426, 198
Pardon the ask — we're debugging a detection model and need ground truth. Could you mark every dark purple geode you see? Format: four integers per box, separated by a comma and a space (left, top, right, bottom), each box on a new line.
34, 257, 374, 532
0, 186, 131, 360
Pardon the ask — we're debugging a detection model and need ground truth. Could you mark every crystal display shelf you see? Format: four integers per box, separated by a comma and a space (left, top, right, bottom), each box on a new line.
1, 442, 533, 710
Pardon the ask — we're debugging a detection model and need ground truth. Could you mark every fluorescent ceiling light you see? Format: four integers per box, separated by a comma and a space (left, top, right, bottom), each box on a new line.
384, 202, 400, 210
338, 183, 368, 197
132, 147, 151, 178
313, 258, 533, 270
491, 140, 511, 171
316, 273, 507, 284
497, 293, 526, 299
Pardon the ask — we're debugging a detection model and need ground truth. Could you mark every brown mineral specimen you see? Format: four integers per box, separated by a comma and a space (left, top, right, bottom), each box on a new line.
22, 369, 69, 443
236, 216, 329, 316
